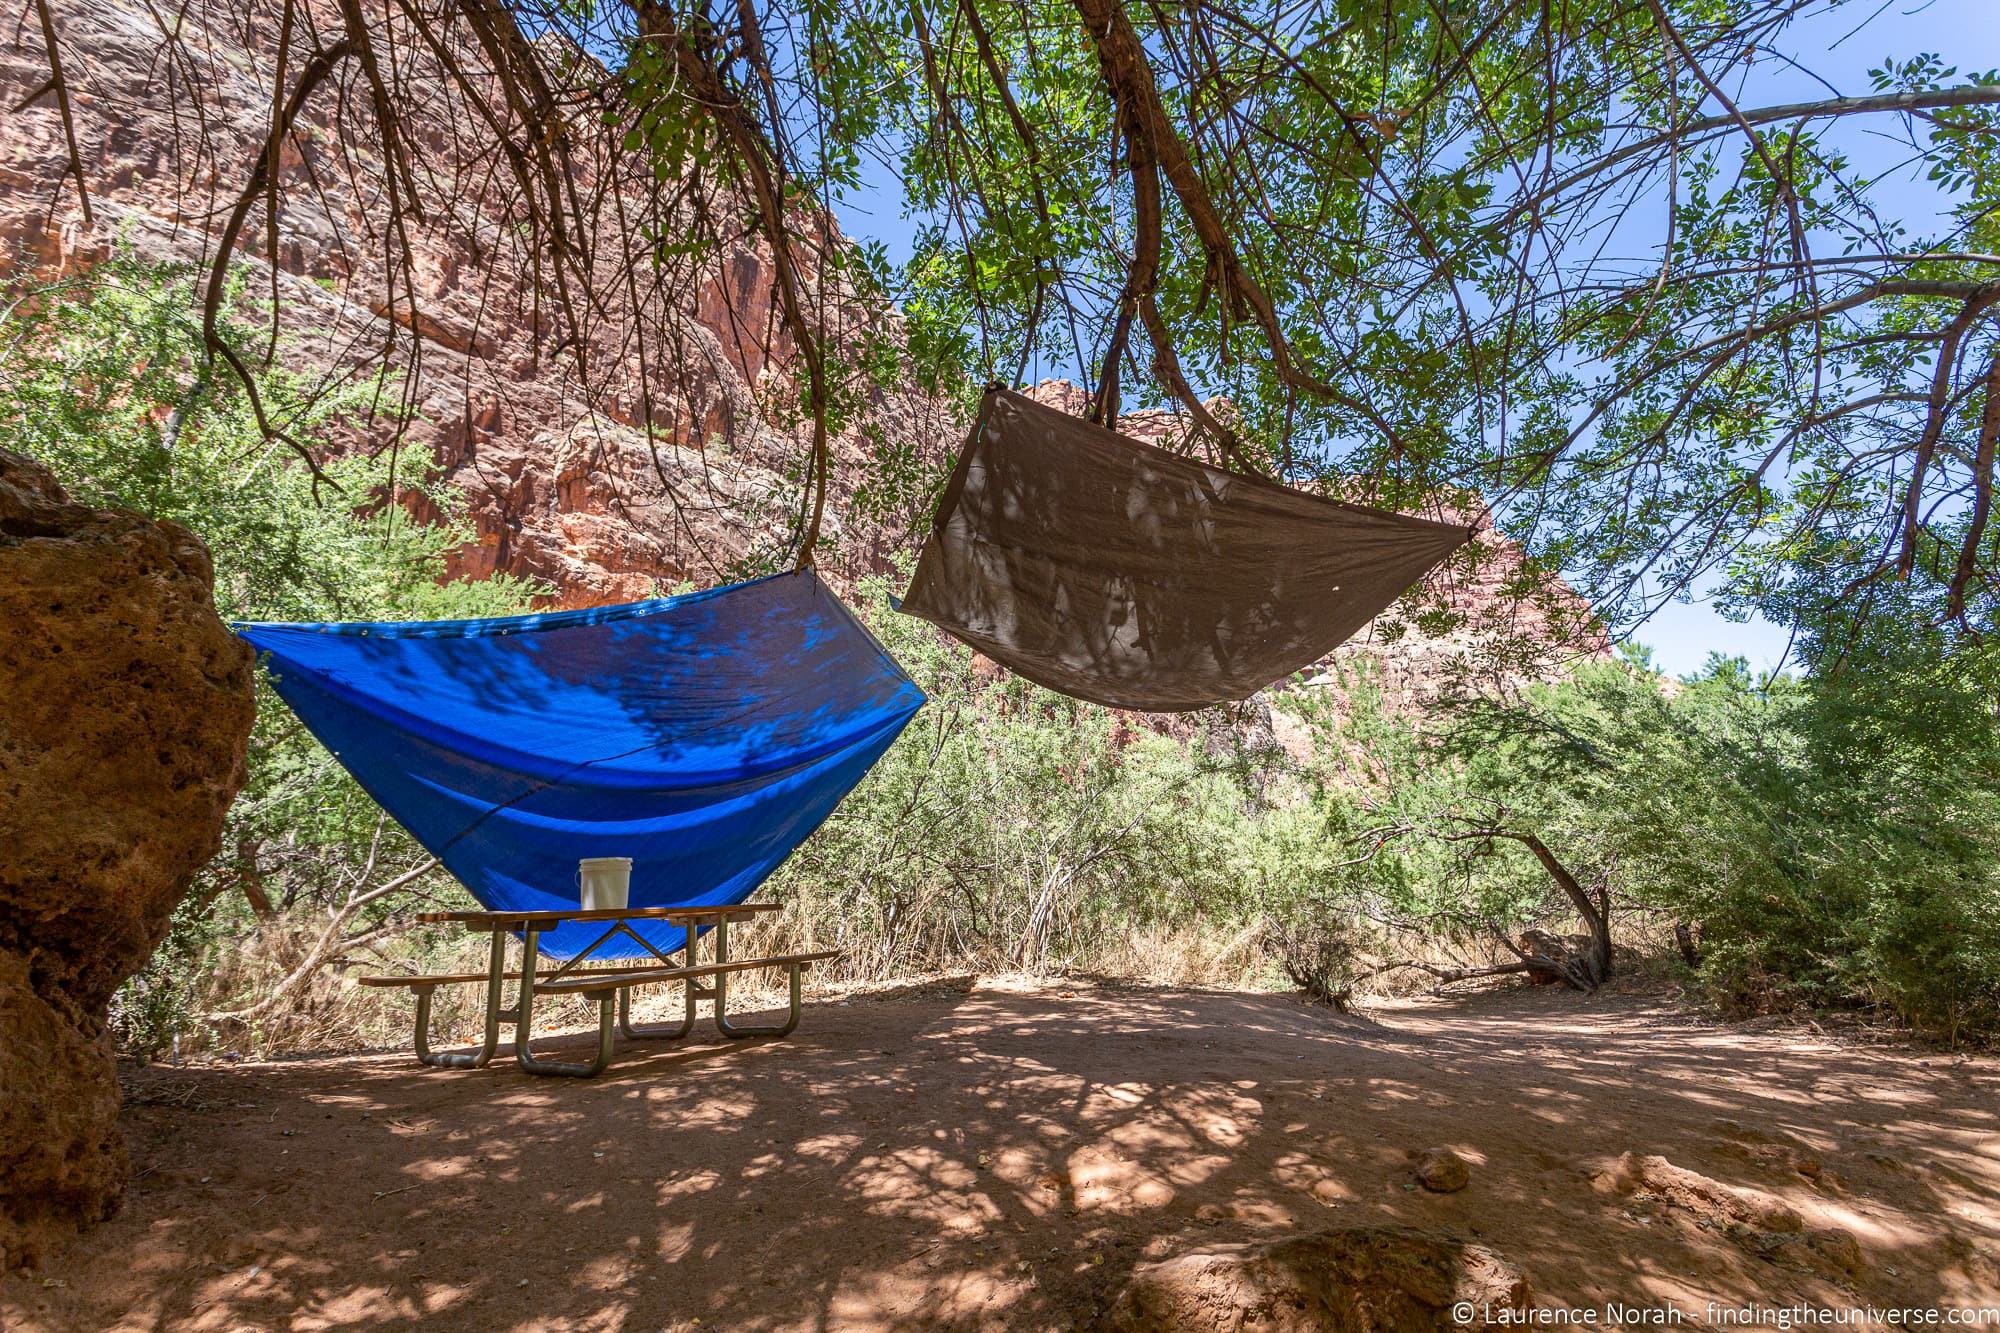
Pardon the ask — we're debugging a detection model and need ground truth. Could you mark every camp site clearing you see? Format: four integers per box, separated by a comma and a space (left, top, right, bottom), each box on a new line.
5, 978, 1996, 1329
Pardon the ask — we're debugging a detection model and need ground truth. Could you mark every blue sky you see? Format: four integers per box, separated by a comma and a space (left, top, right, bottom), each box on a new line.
1628, 0, 1997, 675
824, 0, 1996, 678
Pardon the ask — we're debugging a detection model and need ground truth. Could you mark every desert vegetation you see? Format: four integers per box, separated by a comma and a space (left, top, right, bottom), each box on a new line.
8, 261, 1998, 1060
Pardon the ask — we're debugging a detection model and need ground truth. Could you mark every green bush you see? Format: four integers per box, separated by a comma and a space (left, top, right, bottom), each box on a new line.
1411, 648, 2000, 1040
3, 256, 541, 1058
771, 570, 1279, 976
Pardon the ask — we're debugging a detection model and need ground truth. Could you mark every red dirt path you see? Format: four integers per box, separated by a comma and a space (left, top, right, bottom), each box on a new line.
4, 978, 1997, 1329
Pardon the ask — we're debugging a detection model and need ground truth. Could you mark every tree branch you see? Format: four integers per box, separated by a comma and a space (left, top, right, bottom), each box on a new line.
632, 0, 833, 568
30, 0, 92, 226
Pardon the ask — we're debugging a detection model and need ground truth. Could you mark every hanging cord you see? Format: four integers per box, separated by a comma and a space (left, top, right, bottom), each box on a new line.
913, 384, 1005, 549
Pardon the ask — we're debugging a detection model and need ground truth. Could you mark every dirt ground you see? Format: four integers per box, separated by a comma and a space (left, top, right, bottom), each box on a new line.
4, 977, 1997, 1330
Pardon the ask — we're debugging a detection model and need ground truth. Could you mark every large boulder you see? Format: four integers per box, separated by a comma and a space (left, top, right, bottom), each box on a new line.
1109, 1225, 1531, 1332
0, 450, 254, 1266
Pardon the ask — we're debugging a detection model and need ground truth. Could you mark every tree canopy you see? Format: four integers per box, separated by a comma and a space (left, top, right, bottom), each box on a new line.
25, 0, 2000, 652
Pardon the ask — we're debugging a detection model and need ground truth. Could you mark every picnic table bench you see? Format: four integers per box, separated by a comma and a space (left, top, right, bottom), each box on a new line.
359, 904, 836, 1077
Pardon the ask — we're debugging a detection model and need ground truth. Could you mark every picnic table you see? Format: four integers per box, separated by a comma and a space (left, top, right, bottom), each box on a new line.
359, 904, 836, 1077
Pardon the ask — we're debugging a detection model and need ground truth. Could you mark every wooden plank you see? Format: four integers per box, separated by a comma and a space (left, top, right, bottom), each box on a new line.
534, 951, 840, 995
354, 963, 682, 989
415, 902, 783, 927
359, 948, 837, 990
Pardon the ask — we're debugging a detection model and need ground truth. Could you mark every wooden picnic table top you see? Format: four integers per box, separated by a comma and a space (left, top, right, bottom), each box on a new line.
416, 903, 784, 929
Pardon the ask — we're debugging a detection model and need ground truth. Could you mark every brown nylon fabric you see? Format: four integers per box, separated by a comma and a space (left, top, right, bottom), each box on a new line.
899, 387, 1472, 712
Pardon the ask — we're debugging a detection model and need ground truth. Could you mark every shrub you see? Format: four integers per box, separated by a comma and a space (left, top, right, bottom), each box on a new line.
3, 257, 540, 1058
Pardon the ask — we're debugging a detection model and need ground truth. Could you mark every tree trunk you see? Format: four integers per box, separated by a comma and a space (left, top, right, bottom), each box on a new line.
1441, 825, 1613, 990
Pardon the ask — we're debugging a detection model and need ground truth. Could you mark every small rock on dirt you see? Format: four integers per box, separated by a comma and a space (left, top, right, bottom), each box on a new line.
1108, 1225, 1528, 1332
1412, 1148, 1471, 1193
1807, 1227, 1864, 1276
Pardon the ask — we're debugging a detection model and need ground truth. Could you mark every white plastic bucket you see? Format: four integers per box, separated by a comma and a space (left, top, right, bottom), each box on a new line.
577, 857, 633, 911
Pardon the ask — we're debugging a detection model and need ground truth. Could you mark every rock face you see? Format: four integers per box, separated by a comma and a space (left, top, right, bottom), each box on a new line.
1108, 1225, 1530, 1332
0, 0, 960, 608
0, 451, 256, 1266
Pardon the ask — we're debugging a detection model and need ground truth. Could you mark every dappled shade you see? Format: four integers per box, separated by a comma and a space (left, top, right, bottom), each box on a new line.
901, 388, 1473, 712
236, 570, 924, 958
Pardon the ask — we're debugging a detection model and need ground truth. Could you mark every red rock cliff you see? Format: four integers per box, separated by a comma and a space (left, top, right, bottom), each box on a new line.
0, 0, 961, 605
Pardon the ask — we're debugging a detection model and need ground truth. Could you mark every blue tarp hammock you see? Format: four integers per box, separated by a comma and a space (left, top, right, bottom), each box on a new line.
237, 569, 925, 959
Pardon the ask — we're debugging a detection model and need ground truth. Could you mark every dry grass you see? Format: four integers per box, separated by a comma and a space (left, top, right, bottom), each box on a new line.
1078, 918, 1273, 988
188, 926, 498, 1055
167, 902, 1684, 1060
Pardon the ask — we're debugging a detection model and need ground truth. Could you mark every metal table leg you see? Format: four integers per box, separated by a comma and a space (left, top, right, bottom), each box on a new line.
413, 930, 507, 1068
514, 927, 616, 1077
712, 919, 803, 1039
617, 924, 697, 1039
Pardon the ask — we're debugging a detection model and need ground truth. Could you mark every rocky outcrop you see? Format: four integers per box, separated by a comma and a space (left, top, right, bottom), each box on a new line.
1108, 1225, 1530, 1332
0, 451, 256, 1266
1596, 1152, 1804, 1235
0, 0, 960, 608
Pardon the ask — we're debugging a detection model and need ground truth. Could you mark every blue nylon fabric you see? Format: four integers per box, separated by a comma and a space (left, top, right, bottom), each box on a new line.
236, 570, 924, 959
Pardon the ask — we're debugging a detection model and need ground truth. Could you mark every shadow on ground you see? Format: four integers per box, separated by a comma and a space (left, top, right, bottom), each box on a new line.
4, 980, 1997, 1330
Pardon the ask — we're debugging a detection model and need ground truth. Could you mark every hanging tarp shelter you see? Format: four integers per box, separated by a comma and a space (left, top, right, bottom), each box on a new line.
237, 570, 924, 959
900, 387, 1473, 712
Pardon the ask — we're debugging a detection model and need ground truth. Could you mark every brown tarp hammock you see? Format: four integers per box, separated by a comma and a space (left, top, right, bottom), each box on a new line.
899, 386, 1473, 712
